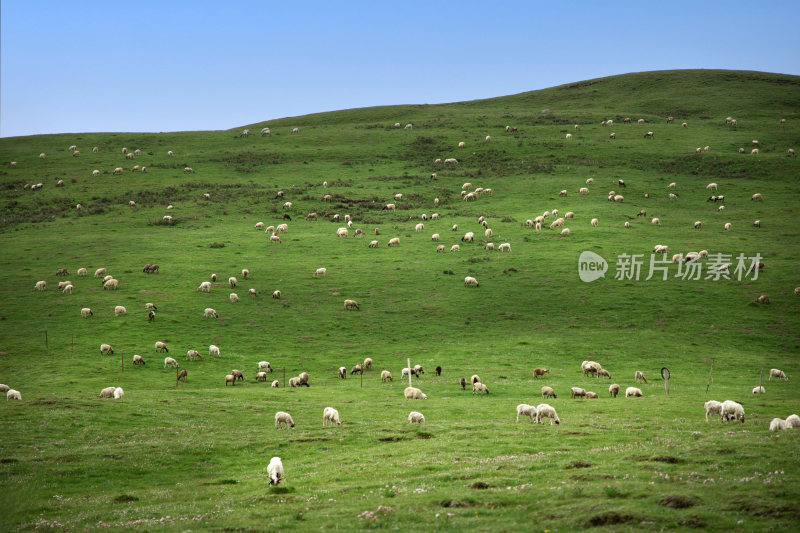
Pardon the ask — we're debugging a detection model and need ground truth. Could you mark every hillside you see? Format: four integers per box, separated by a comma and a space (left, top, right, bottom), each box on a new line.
0, 69, 799, 532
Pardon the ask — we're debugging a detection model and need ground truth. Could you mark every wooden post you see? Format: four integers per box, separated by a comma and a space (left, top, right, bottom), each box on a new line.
44, 330, 48, 349
408, 357, 412, 388
760, 369, 763, 393
121, 351, 124, 373
282, 367, 285, 389
175, 364, 179, 388
706, 359, 714, 394
360, 368, 363, 389
661, 367, 670, 397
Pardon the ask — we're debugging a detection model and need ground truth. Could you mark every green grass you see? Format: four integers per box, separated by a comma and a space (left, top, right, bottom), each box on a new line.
1, 69, 799, 531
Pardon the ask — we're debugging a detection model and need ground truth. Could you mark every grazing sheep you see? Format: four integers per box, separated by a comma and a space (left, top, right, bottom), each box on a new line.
724, 222, 732, 231
275, 412, 295, 429
704, 400, 723, 421
464, 276, 479, 287
752, 386, 765, 394
720, 400, 745, 423
33, 279, 47, 291
624, 221, 630, 228
381, 370, 393, 382
516, 404, 538, 423
257, 361, 272, 373
369, 240, 379, 248
230, 293, 239, 303
461, 231, 475, 242
204, 308, 218, 318
596, 368, 611, 379
634, 371, 647, 383
76, 267, 87, 276
288, 377, 299, 387
7, 389, 21, 401
609, 384, 620, 398
769, 368, 788, 381
363, 358, 373, 371
113, 387, 124, 399
351, 363, 363, 375
651, 218, 660, 227
228, 276, 238, 288
770, 418, 787, 431
323, 407, 342, 426
297, 372, 309, 386
100, 344, 114, 355
757, 295, 770, 304
559, 189, 567, 197
81, 307, 93, 318
61, 284, 74, 294
535, 404, 560, 425
270, 234, 281, 243
266, 457, 284, 485
586, 391, 599, 399
560, 228, 570, 237
408, 411, 425, 424
0, 384, 9, 393
114, 305, 127, 316
565, 134, 572, 140
570, 387, 587, 399
98, 386, 116, 399
498, 242, 511, 253
271, 380, 279, 388
344, 299, 359, 310
102, 278, 118, 290
133, 354, 145, 366
471, 374, 482, 385
314, 267, 327, 278
460, 377, 467, 390
644, 131, 654, 138
541, 386, 557, 399
472, 382, 489, 396
532, 368, 549, 379
338, 366, 347, 379
224, 374, 237, 386
387, 237, 400, 246
590, 218, 598, 227
404, 386, 427, 400
785, 414, 800, 428
156, 341, 169, 353
186, 349, 202, 361
272, 290, 281, 299
625, 387, 643, 398
184, 167, 194, 173
164, 357, 178, 368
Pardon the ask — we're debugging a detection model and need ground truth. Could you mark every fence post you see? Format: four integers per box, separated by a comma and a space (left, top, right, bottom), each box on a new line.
44, 330, 48, 349
121, 351, 124, 373
705, 359, 714, 393
661, 367, 670, 397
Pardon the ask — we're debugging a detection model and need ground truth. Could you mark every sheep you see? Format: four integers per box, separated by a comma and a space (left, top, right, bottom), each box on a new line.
148, 310, 156, 322
270, 234, 282, 243
33, 279, 47, 292
596, 368, 611, 379
415, 223, 424, 232
186, 349, 202, 361
164, 357, 178, 368
323, 407, 342, 426
103, 278, 119, 290
668, 193, 678, 200
541, 386, 557, 399
272, 290, 282, 299
769, 368, 788, 381
516, 404, 538, 423
613, 195, 624, 203
344, 299, 359, 310
701, 400, 723, 422
653, 244, 668, 253
313, 267, 327, 278
458, 141, 466, 148
464, 276, 479, 287
257, 361, 272, 372
634, 371, 647, 383
401, 367, 419, 379
786, 414, 800, 428
76, 267, 87, 277
60, 283, 73, 294
282, 201, 292, 210
184, 167, 194, 173
624, 221, 630, 228
98, 386, 116, 399
570, 387, 587, 399
228, 276, 238, 288
404, 386, 427, 400
225, 374, 236, 386
560, 228, 570, 237
756, 295, 770, 304
532, 368, 549, 379
651, 218, 660, 226
381, 370, 393, 382
460, 377, 467, 390
450, 244, 460, 252
232, 369, 246, 383
0, 384, 9, 393
271, 380, 280, 388
100, 343, 114, 355
351, 363, 363, 375
382, 203, 396, 211
288, 377, 299, 387
751, 148, 759, 155
103, 275, 113, 283
114, 305, 127, 316
471, 374, 482, 385
644, 131, 654, 139
609, 384, 620, 397
535, 404, 560, 425
752, 385, 766, 395
204, 308, 218, 318
297, 372, 310, 386
590, 218, 599, 227
720, 400, 745, 423
198, 281, 211, 292
275, 412, 295, 429
565, 134, 572, 140
625, 387, 643, 398
444, 158, 458, 164
770, 418, 787, 431
6, 389, 21, 401
369, 240, 380, 248
230, 292, 239, 303
387, 237, 400, 246
338, 366, 347, 379
363, 358, 373, 371
408, 411, 425, 424
724, 222, 732, 231
81, 307, 93, 318
586, 391, 599, 399
254, 371, 268, 383
132, 354, 145, 366
156, 341, 169, 353
113, 387, 124, 399
473, 382, 489, 395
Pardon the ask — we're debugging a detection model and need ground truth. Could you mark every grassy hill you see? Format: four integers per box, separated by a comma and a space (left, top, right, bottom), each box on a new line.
0, 69, 799, 532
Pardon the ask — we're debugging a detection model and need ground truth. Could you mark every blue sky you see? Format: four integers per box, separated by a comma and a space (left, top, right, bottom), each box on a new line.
2, 1, 798, 137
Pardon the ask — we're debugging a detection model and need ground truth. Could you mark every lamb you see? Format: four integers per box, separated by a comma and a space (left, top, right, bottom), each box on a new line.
164, 357, 178, 368
402, 367, 419, 379
532, 368, 549, 379
720, 400, 745, 423
275, 412, 295, 429
381, 370, 393, 382
559, 228, 570, 236
516, 404, 538, 422
76, 268, 87, 276
338, 366, 347, 379
625, 387, 643, 398
323, 407, 342, 426
288, 377, 299, 387
609, 384, 620, 397
770, 418, 787, 431
34, 280, 47, 291
176, 369, 187, 382
634, 371, 647, 383
535, 404, 560, 425
752, 386, 765, 394
768, 368, 787, 381
314, 267, 327, 278
464, 276, 479, 287
498, 242, 511, 252
204, 308, 218, 318
7, 389, 21, 401
133, 354, 145, 366
100, 344, 114, 355
98, 386, 116, 399
387, 237, 400, 246
60, 284, 73, 294
81, 307, 93, 318
404, 386, 427, 400
344, 299, 359, 310
230, 293, 239, 303
541, 386, 557, 399
704, 400, 723, 421
570, 387, 587, 399
408, 411, 426, 424
473, 382, 490, 396
156, 341, 169, 353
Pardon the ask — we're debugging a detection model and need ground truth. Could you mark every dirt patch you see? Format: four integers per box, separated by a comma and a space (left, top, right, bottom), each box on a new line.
113, 494, 139, 504
566, 460, 593, 469
651, 455, 682, 464
659, 494, 698, 509
586, 511, 639, 527
733, 499, 800, 519
469, 481, 490, 490
441, 499, 473, 508
378, 436, 406, 442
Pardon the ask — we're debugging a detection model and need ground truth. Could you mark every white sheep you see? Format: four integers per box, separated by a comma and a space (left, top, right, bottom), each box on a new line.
198, 281, 211, 292
164, 357, 178, 368
270, 234, 282, 243
100, 343, 114, 355
560, 228, 570, 237
204, 307, 218, 318
155, 341, 169, 353
625, 387, 643, 398
704, 400, 723, 421
770, 418, 787, 431
256, 372, 269, 382
381, 370, 393, 382
769, 368, 788, 381
271, 380, 280, 388
404, 386, 427, 400
369, 240, 380, 248
408, 411, 425, 424
258, 361, 272, 372
228, 276, 238, 288
7, 389, 22, 401
81, 307, 93, 318
133, 354, 145, 366
785, 414, 800, 428
98, 386, 117, 398
473, 382, 489, 396
323, 407, 342, 426
267, 456, 284, 485
113, 387, 124, 399
344, 299, 359, 310
230, 293, 239, 303
114, 305, 127, 316
415, 223, 424, 232
752, 386, 765, 394
0, 384, 9, 393
272, 290, 282, 299
570, 387, 587, 399
464, 276, 479, 287
34, 280, 46, 291
535, 403, 560, 425
720, 400, 745, 423
516, 403, 538, 423
275, 411, 295, 429
634, 371, 647, 383
314, 267, 327, 278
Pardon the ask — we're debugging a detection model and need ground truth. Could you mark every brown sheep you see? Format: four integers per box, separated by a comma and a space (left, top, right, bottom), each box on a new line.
177, 369, 188, 383
532, 368, 549, 379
